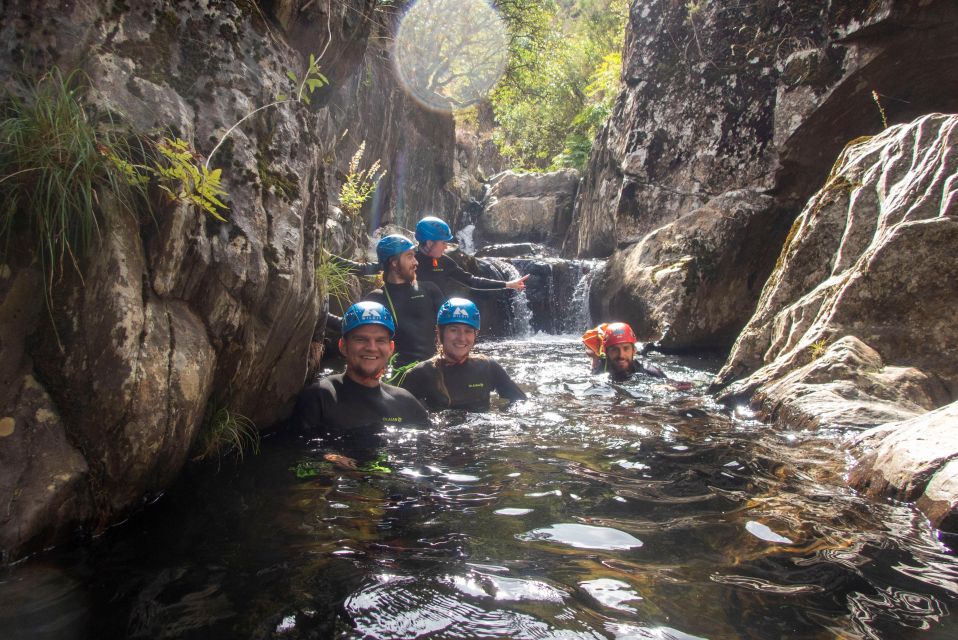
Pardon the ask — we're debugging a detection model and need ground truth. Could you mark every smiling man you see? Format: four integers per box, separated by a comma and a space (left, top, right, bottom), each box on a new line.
582, 322, 691, 388
292, 301, 428, 438
364, 234, 445, 369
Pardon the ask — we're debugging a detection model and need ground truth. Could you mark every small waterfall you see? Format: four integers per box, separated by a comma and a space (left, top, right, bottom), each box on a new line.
456, 224, 476, 254
567, 259, 604, 334
486, 258, 532, 336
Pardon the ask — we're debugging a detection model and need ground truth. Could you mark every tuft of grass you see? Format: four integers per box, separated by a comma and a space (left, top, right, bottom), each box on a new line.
315, 251, 357, 310
809, 338, 829, 360
0, 68, 149, 308
193, 404, 260, 463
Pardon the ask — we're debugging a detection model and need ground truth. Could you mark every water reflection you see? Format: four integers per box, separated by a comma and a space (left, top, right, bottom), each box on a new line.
2, 336, 957, 639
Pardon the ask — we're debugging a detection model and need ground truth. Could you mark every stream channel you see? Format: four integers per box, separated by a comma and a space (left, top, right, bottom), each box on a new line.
3, 269, 958, 639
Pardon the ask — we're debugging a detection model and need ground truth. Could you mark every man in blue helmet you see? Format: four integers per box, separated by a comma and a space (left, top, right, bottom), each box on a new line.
414, 216, 529, 295
400, 298, 526, 411
292, 301, 428, 441
363, 234, 445, 369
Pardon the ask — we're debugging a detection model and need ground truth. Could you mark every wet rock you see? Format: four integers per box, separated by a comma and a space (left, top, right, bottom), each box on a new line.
849, 402, 958, 532
591, 190, 791, 350
717, 115, 958, 407
0, 0, 381, 559
478, 170, 579, 246
751, 337, 948, 431
475, 243, 541, 258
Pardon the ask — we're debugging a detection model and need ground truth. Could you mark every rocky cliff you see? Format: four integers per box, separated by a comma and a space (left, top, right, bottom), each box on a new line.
0, 0, 455, 560
574, 0, 958, 350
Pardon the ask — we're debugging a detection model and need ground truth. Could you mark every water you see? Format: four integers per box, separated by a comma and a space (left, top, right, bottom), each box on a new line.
3, 336, 957, 639
456, 224, 476, 254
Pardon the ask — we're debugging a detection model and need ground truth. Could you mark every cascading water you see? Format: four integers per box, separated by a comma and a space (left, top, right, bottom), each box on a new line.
568, 259, 604, 333
455, 224, 476, 254
484, 257, 532, 336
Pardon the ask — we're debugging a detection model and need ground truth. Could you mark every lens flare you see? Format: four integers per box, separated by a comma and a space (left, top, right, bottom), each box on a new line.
394, 0, 508, 112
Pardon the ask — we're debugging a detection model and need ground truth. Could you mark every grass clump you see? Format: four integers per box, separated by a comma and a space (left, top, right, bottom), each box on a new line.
0, 68, 149, 303
193, 403, 260, 463
315, 250, 357, 310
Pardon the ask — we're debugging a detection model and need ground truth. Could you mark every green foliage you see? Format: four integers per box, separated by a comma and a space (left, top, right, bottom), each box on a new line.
0, 68, 149, 306
194, 403, 260, 463
315, 251, 356, 310
289, 459, 331, 478
809, 338, 829, 360
491, 0, 628, 170
153, 138, 228, 220
339, 142, 385, 217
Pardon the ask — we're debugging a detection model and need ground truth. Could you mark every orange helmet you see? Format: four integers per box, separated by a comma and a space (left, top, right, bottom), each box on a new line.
582, 322, 637, 358
602, 322, 637, 348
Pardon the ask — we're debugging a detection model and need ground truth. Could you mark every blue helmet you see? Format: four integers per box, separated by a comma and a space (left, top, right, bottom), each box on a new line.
415, 216, 454, 243
376, 234, 415, 267
341, 301, 395, 337
437, 297, 480, 330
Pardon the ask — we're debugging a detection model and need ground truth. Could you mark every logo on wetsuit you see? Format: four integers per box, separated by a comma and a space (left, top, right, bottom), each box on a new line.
383, 417, 404, 423
468, 383, 484, 388
411, 294, 424, 300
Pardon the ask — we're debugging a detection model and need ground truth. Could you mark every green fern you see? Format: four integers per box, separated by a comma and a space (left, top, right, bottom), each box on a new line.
153, 137, 228, 220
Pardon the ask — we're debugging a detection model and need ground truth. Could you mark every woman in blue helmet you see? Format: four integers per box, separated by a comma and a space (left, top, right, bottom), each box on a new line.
414, 216, 529, 295
399, 298, 527, 411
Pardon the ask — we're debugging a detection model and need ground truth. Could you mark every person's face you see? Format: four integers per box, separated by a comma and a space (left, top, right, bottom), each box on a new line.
390, 248, 418, 282
340, 324, 394, 381
440, 323, 476, 362
425, 239, 447, 258
605, 342, 635, 374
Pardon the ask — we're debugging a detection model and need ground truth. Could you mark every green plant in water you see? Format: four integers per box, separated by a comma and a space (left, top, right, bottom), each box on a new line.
0, 68, 150, 306
194, 404, 260, 463
810, 338, 829, 360
339, 142, 385, 217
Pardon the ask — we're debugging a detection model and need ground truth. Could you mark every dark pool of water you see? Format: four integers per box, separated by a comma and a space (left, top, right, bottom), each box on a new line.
3, 335, 957, 639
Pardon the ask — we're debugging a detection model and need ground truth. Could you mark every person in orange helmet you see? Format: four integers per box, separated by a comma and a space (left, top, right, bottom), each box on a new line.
582, 322, 692, 388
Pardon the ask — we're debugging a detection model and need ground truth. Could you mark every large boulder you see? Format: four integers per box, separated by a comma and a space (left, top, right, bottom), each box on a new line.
712, 114, 958, 525
717, 114, 958, 402
0, 0, 383, 559
477, 170, 579, 246
589, 189, 791, 350
849, 402, 958, 531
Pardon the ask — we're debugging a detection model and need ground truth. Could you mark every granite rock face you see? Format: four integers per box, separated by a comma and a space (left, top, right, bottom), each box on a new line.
589, 189, 791, 350
717, 115, 958, 401
567, 0, 958, 259
0, 0, 445, 559
477, 170, 579, 246
714, 114, 958, 529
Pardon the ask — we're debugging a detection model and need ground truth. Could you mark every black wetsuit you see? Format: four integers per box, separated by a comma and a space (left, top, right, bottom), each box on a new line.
291, 373, 428, 439
364, 280, 445, 367
592, 358, 666, 383
415, 252, 508, 295
401, 355, 527, 411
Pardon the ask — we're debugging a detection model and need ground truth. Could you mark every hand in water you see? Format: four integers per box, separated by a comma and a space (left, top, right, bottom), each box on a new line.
506, 274, 530, 291
324, 453, 359, 470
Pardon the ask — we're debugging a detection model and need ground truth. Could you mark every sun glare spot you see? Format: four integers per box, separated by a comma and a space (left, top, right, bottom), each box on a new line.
394, 0, 509, 112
